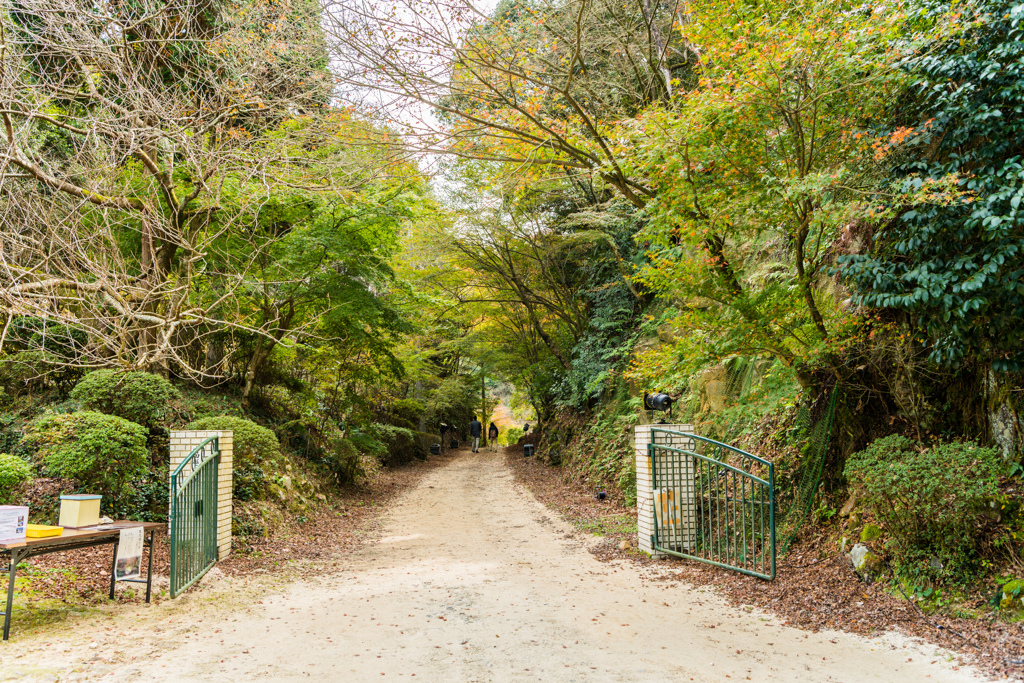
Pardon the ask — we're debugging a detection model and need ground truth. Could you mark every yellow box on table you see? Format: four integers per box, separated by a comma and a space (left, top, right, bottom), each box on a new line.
58, 494, 102, 528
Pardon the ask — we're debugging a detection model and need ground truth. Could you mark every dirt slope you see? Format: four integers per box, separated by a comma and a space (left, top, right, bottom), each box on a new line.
0, 451, 997, 682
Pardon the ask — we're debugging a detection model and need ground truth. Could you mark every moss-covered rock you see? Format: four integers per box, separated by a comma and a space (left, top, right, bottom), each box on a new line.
268, 483, 288, 504
839, 494, 860, 517
1001, 579, 1024, 610
860, 523, 882, 543
849, 543, 888, 584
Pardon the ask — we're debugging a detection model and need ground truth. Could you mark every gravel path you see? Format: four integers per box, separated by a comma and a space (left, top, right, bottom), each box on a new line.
0, 451, 995, 681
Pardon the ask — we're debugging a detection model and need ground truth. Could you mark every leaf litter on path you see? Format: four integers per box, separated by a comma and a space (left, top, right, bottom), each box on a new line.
505, 450, 1024, 682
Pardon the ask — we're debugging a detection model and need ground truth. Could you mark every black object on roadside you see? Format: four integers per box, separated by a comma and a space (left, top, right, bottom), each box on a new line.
644, 391, 674, 424
643, 392, 673, 412
595, 491, 607, 500
429, 443, 440, 455
523, 444, 535, 457
450, 439, 459, 449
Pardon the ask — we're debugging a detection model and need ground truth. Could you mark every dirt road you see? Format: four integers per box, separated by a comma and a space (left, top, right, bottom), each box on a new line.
1, 451, 992, 682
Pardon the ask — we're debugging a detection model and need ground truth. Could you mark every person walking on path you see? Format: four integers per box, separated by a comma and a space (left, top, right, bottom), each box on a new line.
488, 422, 499, 452
469, 417, 482, 453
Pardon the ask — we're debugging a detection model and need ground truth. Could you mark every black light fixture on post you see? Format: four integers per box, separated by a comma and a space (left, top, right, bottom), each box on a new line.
644, 391, 673, 423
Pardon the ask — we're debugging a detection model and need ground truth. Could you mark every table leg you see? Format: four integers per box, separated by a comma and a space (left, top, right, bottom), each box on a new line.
145, 530, 155, 603
3, 548, 24, 641
108, 539, 118, 600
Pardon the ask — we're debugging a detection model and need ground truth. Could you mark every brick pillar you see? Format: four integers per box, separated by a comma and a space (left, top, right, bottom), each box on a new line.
169, 430, 233, 560
635, 423, 694, 556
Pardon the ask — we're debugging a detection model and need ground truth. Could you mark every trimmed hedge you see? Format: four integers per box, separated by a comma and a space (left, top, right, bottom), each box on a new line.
71, 370, 179, 428
0, 453, 32, 504
23, 411, 148, 497
186, 416, 281, 500
186, 416, 280, 464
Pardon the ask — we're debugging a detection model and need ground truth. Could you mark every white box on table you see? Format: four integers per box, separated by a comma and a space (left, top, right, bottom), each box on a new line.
0, 505, 29, 543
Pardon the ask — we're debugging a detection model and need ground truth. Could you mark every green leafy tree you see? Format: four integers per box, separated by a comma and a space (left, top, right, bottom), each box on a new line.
0, 0, 372, 376
841, 1, 1024, 370
328, 0, 695, 207
239, 195, 412, 401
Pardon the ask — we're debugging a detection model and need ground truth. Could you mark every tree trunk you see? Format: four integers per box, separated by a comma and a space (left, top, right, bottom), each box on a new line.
639, 0, 673, 100
794, 205, 829, 339
242, 338, 270, 406
481, 371, 487, 447
205, 337, 224, 379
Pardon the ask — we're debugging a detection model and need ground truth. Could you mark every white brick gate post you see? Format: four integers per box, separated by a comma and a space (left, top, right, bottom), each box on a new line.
635, 424, 694, 557
169, 430, 233, 560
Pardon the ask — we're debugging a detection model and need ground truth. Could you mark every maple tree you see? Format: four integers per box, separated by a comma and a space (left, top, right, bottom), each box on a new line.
622, 0, 909, 387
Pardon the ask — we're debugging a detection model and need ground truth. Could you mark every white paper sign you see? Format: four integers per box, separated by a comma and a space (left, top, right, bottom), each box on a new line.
0, 506, 28, 543
115, 526, 144, 581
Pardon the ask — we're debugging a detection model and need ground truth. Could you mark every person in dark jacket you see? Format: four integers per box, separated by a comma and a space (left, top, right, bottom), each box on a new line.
488, 422, 499, 452
469, 417, 482, 452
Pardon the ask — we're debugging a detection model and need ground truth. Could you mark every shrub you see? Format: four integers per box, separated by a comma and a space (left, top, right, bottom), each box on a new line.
187, 416, 281, 500
23, 411, 148, 497
71, 370, 179, 429
388, 398, 425, 430
348, 427, 387, 463
0, 453, 32, 504
278, 417, 324, 461
325, 435, 364, 485
503, 427, 524, 446
232, 461, 269, 502
0, 351, 46, 388
277, 419, 365, 486
0, 413, 21, 453
844, 435, 1003, 584
104, 474, 170, 522
6, 316, 87, 358
375, 424, 425, 466
187, 416, 280, 463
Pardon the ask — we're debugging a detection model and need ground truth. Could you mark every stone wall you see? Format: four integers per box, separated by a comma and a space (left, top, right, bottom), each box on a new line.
169, 430, 233, 560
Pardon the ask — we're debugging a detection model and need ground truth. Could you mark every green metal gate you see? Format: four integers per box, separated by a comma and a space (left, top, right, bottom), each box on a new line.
649, 428, 775, 580
170, 436, 220, 597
